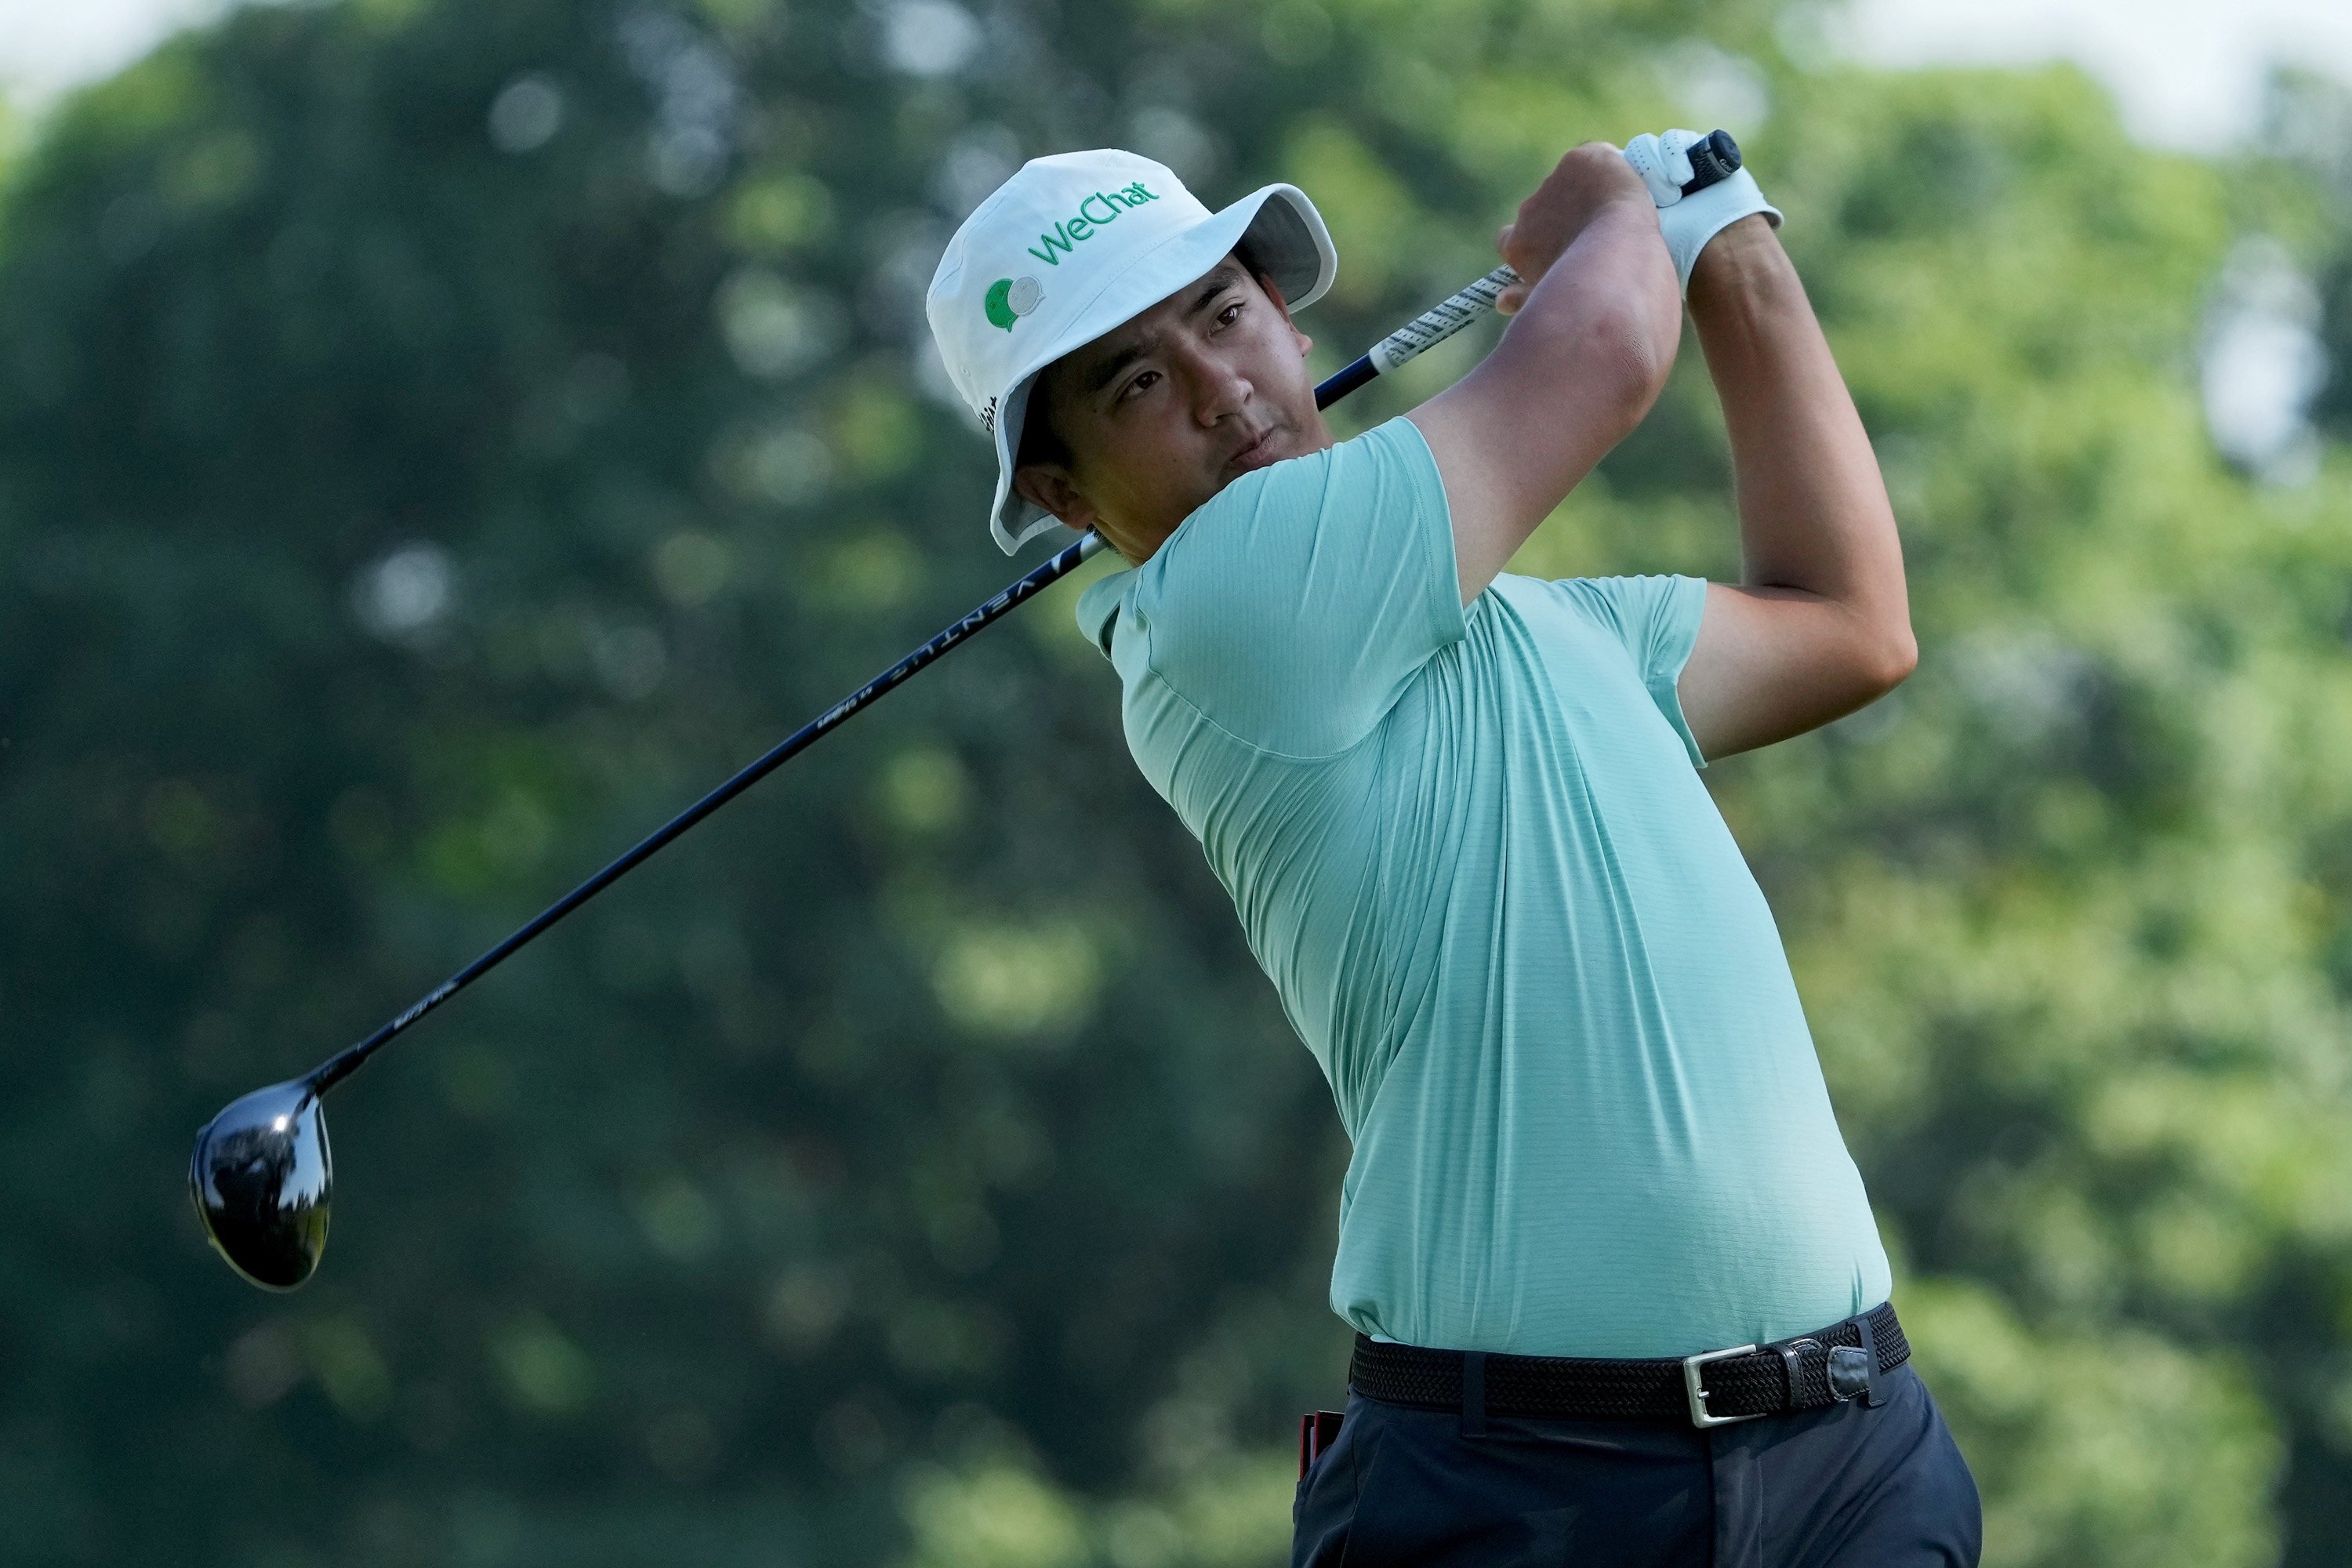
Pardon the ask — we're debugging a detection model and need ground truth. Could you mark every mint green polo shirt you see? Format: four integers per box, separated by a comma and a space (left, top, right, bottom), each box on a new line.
1074, 416, 1891, 1358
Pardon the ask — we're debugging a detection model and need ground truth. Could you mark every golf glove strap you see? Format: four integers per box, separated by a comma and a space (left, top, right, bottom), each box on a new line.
1624, 129, 1780, 296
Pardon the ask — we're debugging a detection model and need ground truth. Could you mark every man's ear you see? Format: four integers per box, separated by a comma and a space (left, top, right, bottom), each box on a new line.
1012, 463, 1098, 534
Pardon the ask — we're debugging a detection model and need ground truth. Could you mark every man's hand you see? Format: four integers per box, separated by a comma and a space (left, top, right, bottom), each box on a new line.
1623, 129, 1783, 295
1410, 143, 1680, 603
1491, 143, 1660, 316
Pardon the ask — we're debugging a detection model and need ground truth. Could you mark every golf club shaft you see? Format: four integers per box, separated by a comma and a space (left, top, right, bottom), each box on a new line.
305, 528, 1109, 1093
306, 131, 1743, 1096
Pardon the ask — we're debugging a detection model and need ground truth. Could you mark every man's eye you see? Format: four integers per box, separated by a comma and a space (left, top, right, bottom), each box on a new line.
1117, 370, 1159, 403
1217, 301, 1244, 327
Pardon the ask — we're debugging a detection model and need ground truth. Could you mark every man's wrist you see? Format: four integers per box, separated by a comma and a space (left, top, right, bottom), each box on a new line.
1686, 215, 1784, 313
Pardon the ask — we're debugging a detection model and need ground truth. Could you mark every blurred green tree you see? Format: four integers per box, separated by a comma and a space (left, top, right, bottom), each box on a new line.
2, 1, 2350, 1565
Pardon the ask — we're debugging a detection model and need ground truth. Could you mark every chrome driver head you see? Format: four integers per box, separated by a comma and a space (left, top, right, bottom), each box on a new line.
189, 1080, 332, 1290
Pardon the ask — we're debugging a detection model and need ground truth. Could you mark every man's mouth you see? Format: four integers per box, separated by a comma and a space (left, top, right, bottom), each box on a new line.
1225, 429, 1282, 477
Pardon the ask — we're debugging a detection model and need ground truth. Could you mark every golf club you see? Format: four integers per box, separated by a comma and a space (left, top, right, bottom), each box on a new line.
189, 131, 1744, 1290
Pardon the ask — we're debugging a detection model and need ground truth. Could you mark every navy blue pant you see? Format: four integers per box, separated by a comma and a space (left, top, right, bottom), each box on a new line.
1293, 1364, 1980, 1567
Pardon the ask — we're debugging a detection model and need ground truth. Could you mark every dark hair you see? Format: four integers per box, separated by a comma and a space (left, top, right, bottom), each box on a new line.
1014, 383, 1070, 470
1015, 241, 1269, 476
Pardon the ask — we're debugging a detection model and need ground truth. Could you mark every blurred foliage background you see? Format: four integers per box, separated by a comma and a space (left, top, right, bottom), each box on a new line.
5, 0, 2352, 1563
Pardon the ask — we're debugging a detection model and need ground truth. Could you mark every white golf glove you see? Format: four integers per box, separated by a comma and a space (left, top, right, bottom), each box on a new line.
1622, 129, 1780, 296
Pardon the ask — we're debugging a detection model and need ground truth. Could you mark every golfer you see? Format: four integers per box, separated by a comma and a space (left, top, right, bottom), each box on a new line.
927, 132, 1979, 1566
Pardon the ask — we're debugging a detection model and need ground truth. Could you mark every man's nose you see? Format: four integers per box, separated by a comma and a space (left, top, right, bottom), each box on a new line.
1172, 343, 1251, 426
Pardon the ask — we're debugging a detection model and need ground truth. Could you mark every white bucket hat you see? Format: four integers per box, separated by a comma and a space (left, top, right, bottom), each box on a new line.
927, 149, 1338, 554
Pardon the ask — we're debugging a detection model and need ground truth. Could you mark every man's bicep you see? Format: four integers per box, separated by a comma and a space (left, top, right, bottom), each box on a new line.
1402, 393, 1518, 605
1678, 583, 1907, 758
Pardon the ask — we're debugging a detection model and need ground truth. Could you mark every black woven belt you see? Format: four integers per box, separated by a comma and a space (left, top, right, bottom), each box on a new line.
1349, 1301, 1909, 1428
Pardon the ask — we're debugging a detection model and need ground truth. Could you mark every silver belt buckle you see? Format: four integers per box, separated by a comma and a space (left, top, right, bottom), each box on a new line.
1682, 1343, 1763, 1428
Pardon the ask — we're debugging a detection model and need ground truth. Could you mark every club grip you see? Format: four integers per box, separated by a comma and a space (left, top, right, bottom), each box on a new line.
1679, 129, 1741, 195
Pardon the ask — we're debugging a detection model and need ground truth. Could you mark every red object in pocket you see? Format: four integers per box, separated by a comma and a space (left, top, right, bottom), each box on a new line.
1297, 1410, 1346, 1479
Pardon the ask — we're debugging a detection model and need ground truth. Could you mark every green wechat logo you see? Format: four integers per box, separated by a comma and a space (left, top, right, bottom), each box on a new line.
984, 275, 1042, 332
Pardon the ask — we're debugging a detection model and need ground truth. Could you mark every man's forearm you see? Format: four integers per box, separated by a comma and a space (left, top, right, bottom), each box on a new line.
1416, 166, 1681, 601
1687, 219, 1912, 662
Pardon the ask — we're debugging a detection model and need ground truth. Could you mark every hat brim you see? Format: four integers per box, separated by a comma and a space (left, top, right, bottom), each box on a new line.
985, 183, 1338, 555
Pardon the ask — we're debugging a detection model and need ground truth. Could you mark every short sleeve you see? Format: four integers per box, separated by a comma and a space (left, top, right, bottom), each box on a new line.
1552, 574, 1711, 767
1129, 417, 1465, 757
